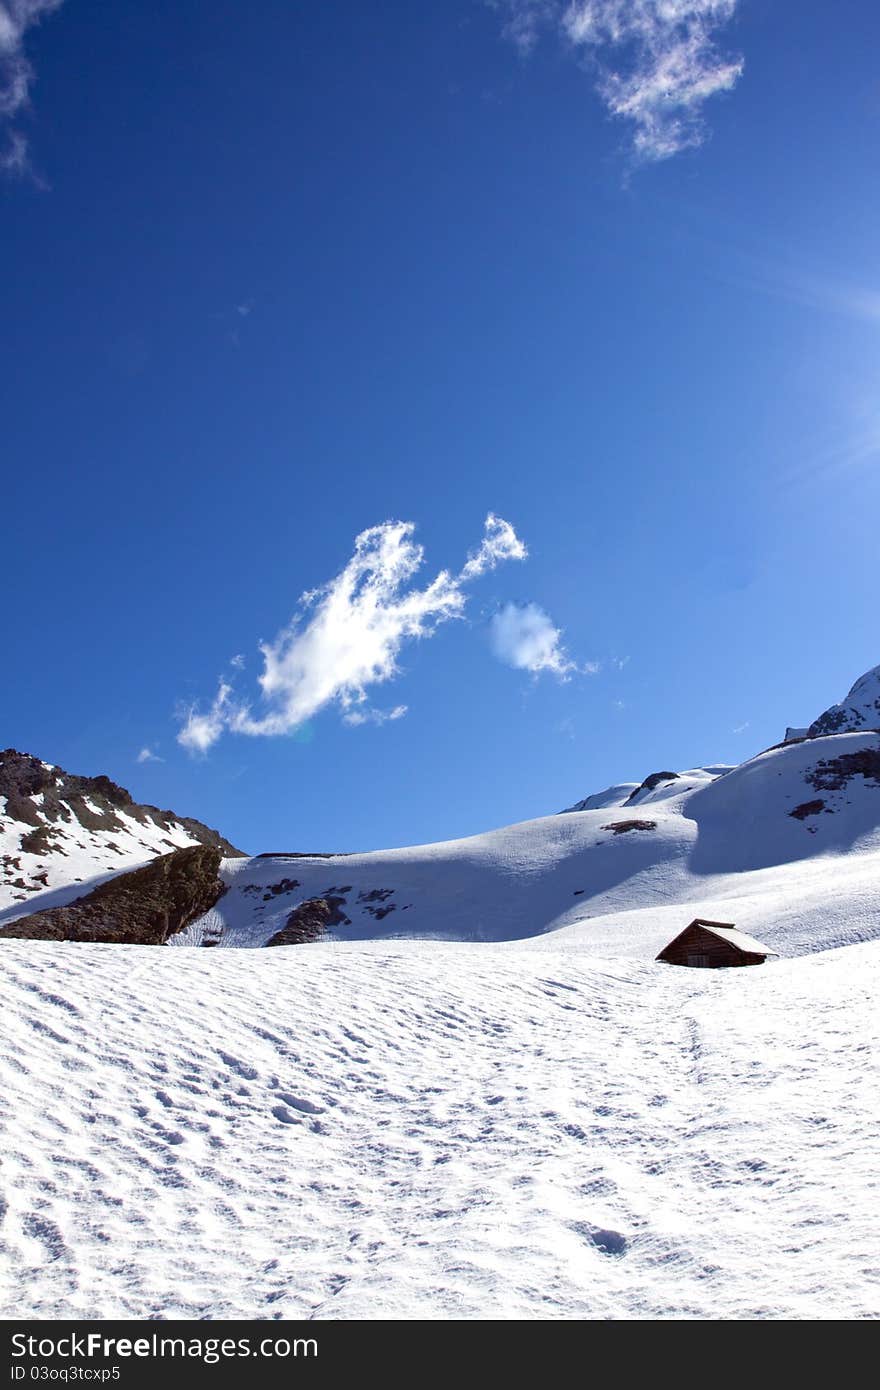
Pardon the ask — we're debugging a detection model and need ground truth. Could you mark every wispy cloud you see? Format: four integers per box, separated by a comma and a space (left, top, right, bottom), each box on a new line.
489, 601, 577, 679
178, 514, 526, 754
734, 257, 880, 330
343, 704, 408, 728
493, 1, 743, 163
0, 1, 64, 174
136, 746, 163, 764
177, 681, 236, 756
490, 0, 556, 56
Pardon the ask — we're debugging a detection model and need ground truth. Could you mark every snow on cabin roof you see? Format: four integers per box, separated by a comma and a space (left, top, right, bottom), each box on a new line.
687, 919, 778, 956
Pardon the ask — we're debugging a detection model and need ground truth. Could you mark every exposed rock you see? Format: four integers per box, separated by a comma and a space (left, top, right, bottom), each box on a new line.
0, 846, 225, 945
254, 851, 352, 860
0, 748, 245, 857
807, 666, 880, 739
625, 771, 678, 804
265, 895, 350, 947
601, 820, 658, 835
789, 799, 826, 821
804, 746, 880, 793
261, 878, 301, 901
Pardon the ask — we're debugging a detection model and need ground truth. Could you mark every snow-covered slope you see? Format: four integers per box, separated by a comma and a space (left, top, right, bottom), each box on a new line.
154, 731, 880, 955
1, 934, 876, 1319
5, 732, 878, 957
0, 749, 243, 913
561, 764, 732, 813
4, 666, 880, 960
3, 669, 880, 1322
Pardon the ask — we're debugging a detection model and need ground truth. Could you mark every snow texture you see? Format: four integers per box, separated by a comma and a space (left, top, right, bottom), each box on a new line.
1, 683, 879, 1319
0, 935, 876, 1319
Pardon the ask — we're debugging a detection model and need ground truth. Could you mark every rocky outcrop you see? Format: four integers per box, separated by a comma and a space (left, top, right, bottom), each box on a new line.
264, 895, 349, 947
807, 666, 880, 739
804, 745, 880, 793
602, 819, 658, 835
0, 748, 245, 856
0, 846, 225, 945
624, 771, 678, 804
0, 748, 246, 910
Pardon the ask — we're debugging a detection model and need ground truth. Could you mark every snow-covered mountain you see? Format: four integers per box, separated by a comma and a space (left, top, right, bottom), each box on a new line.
150, 727, 876, 957
560, 763, 733, 812
0, 749, 244, 913
807, 662, 880, 738
3, 666, 879, 960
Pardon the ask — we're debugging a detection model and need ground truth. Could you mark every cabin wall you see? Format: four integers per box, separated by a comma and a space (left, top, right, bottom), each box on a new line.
658, 925, 765, 968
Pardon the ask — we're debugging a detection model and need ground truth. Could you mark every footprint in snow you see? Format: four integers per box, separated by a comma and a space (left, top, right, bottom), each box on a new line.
571, 1222, 628, 1257
216, 1050, 259, 1081
277, 1093, 324, 1115
271, 1106, 301, 1126
22, 1213, 70, 1265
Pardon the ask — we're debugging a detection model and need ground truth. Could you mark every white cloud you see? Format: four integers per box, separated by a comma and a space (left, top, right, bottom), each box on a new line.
0, 1, 64, 173
343, 704, 408, 728
136, 746, 163, 764
177, 681, 235, 756
230, 653, 246, 669
178, 514, 526, 753
493, 0, 743, 162
489, 0, 556, 56
489, 601, 576, 679
459, 512, 528, 580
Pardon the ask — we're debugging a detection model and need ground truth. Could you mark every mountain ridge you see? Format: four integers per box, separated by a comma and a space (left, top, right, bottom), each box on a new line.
0, 748, 244, 911
3, 663, 879, 952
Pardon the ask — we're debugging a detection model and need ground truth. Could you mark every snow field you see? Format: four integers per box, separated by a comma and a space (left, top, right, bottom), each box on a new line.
0, 937, 876, 1320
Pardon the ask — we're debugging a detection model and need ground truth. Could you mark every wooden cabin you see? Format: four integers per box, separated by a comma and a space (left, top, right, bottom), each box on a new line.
656, 919, 775, 968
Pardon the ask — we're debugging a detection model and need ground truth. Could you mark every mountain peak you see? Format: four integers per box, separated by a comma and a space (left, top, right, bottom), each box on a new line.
0, 748, 245, 913
807, 664, 880, 739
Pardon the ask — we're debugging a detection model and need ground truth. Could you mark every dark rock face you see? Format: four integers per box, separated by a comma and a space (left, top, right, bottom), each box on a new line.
254, 851, 351, 860
808, 707, 860, 737
260, 878, 301, 901
265, 895, 349, 947
807, 666, 880, 739
789, 799, 826, 821
602, 820, 658, 835
625, 772, 678, 804
0, 748, 245, 861
0, 846, 225, 945
804, 747, 880, 793
0, 745, 243, 884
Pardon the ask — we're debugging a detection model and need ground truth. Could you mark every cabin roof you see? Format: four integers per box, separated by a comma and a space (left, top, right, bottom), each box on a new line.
680, 918, 777, 956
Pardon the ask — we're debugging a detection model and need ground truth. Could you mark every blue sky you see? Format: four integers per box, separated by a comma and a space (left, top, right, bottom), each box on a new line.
2, 0, 877, 853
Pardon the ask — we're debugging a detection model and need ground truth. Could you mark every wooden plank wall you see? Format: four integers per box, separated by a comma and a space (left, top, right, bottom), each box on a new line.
658, 924, 765, 968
